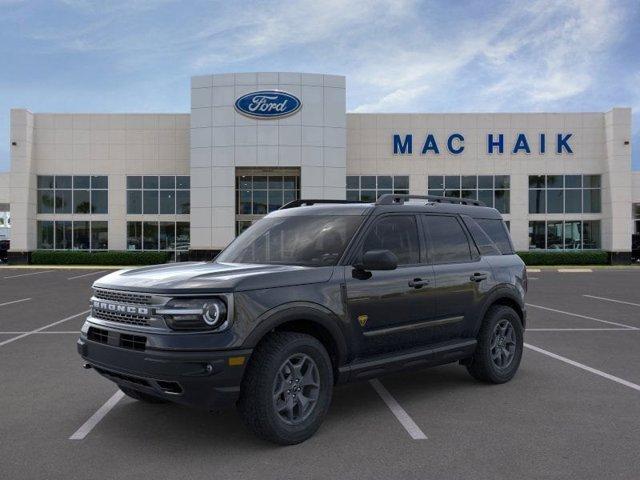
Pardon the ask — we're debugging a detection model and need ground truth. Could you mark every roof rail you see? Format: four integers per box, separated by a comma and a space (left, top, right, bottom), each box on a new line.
279, 199, 365, 210
376, 194, 486, 207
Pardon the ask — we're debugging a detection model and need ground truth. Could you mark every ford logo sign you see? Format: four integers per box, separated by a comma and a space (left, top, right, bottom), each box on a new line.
234, 90, 302, 119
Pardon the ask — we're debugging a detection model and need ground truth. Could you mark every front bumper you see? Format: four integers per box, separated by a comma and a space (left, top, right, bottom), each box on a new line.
77, 328, 252, 411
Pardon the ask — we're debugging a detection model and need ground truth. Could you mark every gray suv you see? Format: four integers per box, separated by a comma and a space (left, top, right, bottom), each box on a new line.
77, 194, 527, 445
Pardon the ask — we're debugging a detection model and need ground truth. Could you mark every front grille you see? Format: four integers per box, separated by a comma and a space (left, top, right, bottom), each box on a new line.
92, 309, 151, 327
87, 327, 109, 344
93, 288, 152, 305
119, 333, 146, 351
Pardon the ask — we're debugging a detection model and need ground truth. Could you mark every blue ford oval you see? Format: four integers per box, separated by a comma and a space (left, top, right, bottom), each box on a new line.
235, 90, 302, 119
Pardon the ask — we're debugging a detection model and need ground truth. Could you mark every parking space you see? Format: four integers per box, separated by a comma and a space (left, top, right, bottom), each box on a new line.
1, 267, 639, 479
526, 271, 640, 329
524, 305, 635, 330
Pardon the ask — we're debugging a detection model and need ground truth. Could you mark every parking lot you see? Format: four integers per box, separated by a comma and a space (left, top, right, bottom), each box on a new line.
1, 267, 639, 480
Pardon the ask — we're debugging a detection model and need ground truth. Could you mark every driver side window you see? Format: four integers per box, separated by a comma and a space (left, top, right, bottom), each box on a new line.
361, 215, 420, 265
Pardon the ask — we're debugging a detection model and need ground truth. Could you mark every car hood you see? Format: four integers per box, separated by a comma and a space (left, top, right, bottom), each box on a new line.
93, 262, 335, 294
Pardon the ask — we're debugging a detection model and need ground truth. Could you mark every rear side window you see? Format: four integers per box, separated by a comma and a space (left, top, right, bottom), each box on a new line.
361, 215, 420, 265
461, 216, 501, 256
422, 215, 472, 264
475, 218, 514, 254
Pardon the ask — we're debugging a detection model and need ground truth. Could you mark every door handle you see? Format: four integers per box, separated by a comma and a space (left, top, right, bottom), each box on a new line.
408, 278, 430, 288
470, 272, 488, 282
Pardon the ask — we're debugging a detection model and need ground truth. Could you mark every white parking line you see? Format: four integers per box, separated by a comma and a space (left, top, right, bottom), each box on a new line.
0, 310, 90, 347
369, 379, 427, 440
558, 268, 592, 273
0, 297, 31, 307
526, 303, 638, 330
68, 270, 107, 280
583, 295, 640, 308
524, 343, 640, 393
69, 391, 125, 440
3, 270, 54, 279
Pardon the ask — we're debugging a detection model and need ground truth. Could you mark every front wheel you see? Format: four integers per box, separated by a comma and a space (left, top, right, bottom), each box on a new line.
466, 305, 524, 384
238, 332, 333, 445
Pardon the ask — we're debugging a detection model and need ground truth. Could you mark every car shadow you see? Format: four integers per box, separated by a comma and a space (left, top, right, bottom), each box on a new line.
96, 363, 485, 451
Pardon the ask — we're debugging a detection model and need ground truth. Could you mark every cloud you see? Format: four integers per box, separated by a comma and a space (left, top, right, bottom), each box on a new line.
191, 0, 415, 69
350, 36, 498, 112
482, 0, 623, 107
350, 0, 627, 112
15, 0, 184, 56
9, 0, 627, 114
57, 0, 173, 14
0, 0, 637, 170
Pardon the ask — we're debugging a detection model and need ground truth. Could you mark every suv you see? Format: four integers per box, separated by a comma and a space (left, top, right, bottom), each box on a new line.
78, 194, 526, 445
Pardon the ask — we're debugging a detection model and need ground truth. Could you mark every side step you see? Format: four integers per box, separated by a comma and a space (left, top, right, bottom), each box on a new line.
338, 338, 477, 382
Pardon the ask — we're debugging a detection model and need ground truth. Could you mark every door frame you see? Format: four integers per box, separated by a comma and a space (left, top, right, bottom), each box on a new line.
341, 211, 427, 268
418, 212, 481, 266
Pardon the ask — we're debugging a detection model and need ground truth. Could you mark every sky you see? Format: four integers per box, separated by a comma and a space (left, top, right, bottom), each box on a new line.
1, 0, 639, 171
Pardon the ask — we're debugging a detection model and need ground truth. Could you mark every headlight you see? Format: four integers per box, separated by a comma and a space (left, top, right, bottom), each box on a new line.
157, 298, 228, 331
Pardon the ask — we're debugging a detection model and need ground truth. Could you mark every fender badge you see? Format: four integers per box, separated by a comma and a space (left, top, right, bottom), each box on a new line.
357, 315, 368, 327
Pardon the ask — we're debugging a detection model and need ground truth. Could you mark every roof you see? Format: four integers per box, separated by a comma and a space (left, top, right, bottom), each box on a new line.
271, 198, 503, 220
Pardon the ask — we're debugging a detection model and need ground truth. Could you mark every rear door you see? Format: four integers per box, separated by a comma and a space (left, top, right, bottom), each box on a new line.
421, 214, 492, 341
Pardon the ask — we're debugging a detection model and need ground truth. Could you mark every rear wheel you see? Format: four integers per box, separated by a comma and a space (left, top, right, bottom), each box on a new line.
119, 385, 168, 404
238, 332, 333, 445
466, 305, 523, 383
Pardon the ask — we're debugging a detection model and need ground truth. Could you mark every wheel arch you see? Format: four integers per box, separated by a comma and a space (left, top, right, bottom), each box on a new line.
244, 303, 349, 376
475, 287, 526, 335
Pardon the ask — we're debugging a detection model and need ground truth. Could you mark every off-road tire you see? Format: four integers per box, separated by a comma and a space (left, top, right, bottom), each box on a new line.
119, 385, 168, 403
238, 332, 333, 445
466, 305, 523, 384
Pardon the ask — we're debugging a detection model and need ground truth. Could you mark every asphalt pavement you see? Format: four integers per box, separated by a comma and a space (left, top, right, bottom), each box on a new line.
0, 266, 639, 480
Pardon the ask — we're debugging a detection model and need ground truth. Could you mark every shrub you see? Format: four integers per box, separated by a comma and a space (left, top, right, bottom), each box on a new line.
31, 250, 172, 266
516, 250, 608, 266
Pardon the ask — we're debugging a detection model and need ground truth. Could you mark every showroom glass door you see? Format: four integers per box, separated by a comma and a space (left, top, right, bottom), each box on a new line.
235, 167, 301, 236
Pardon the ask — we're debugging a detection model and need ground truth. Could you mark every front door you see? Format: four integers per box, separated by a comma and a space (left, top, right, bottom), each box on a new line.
344, 214, 436, 356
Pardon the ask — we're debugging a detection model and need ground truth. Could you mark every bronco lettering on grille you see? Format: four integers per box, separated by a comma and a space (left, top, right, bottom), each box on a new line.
92, 300, 149, 316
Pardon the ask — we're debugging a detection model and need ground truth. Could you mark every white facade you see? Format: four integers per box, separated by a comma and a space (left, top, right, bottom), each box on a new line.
189, 72, 346, 250
6, 110, 189, 252
347, 109, 633, 252
3, 72, 637, 261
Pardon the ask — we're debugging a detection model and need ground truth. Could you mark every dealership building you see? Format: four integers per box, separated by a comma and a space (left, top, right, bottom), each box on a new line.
1, 71, 638, 263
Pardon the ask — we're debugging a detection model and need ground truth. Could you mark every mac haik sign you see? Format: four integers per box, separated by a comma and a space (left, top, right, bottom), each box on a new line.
393, 133, 573, 155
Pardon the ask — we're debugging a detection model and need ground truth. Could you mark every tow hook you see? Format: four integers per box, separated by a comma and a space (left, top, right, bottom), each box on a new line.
82, 363, 92, 370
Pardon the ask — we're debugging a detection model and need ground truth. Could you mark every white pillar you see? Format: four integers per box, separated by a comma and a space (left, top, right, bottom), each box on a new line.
602, 108, 632, 253
8, 109, 36, 252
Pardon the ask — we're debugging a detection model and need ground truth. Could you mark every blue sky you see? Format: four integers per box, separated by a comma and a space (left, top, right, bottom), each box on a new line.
1, 0, 639, 171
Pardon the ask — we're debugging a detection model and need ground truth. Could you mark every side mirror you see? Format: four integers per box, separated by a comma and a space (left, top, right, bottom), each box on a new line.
357, 249, 398, 271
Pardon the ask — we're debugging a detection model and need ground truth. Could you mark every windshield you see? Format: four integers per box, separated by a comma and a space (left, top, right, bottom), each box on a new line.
216, 215, 364, 267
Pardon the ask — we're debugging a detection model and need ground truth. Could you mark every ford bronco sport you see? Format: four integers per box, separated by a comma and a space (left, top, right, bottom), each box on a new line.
77, 194, 526, 444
